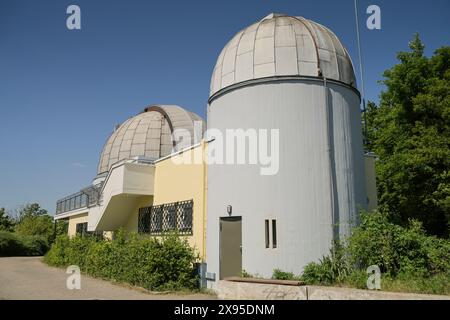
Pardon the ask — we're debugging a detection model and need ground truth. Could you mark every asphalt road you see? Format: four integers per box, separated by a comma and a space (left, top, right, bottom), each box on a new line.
0, 256, 216, 300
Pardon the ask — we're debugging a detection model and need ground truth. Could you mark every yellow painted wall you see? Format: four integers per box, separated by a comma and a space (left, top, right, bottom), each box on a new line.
67, 141, 207, 260
67, 213, 88, 237
152, 141, 207, 260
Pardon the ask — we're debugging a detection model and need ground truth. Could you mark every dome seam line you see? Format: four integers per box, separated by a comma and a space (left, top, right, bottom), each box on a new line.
219, 36, 233, 92
289, 18, 300, 75
319, 24, 341, 81
252, 19, 265, 82
104, 117, 133, 174
233, 28, 247, 84
273, 17, 277, 75
291, 16, 321, 76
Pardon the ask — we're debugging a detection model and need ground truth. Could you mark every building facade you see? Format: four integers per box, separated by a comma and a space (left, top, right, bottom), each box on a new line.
55, 105, 208, 260
205, 13, 367, 287
54, 13, 377, 289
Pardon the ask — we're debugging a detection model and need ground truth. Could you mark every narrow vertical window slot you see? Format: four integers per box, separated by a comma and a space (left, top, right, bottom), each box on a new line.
272, 220, 277, 248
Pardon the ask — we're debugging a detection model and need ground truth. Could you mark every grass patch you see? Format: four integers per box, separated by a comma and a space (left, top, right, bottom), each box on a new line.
380, 273, 450, 295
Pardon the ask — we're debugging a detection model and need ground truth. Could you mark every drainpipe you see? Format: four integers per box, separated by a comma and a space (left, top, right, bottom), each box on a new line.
323, 77, 338, 242
201, 139, 207, 261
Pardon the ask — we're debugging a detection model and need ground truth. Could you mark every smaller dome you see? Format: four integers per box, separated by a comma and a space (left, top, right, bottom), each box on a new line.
210, 13, 357, 97
97, 105, 205, 174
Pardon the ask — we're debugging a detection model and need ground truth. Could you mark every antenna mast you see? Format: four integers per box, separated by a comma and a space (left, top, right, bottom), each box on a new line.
354, 0, 368, 148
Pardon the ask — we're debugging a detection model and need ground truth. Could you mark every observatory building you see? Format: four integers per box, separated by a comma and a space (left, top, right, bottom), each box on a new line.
205, 13, 368, 286
54, 13, 377, 290
55, 105, 208, 258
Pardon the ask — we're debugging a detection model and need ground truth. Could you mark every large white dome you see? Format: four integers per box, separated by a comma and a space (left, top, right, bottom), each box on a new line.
210, 13, 357, 97
97, 105, 205, 174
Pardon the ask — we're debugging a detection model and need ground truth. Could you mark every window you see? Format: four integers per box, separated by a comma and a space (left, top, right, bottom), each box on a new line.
138, 207, 151, 234
272, 219, 277, 248
76, 222, 88, 236
139, 200, 193, 235
75, 223, 102, 239
179, 201, 193, 232
166, 206, 176, 231
265, 219, 277, 249
151, 206, 163, 233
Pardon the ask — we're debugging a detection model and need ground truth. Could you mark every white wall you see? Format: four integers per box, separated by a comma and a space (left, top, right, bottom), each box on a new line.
206, 79, 366, 288
88, 162, 155, 231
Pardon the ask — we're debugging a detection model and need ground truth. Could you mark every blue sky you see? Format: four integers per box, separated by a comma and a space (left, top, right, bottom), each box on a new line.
0, 0, 449, 214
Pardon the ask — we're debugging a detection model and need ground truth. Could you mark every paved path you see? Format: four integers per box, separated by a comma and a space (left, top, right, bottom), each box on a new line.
0, 257, 216, 300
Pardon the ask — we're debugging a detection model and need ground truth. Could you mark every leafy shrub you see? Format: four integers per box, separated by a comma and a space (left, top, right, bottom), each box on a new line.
301, 262, 333, 285
15, 214, 54, 244
241, 269, 253, 278
0, 232, 23, 256
20, 234, 49, 255
301, 242, 352, 285
299, 212, 450, 294
0, 231, 49, 256
272, 269, 297, 281
44, 234, 70, 265
348, 212, 450, 277
44, 231, 199, 291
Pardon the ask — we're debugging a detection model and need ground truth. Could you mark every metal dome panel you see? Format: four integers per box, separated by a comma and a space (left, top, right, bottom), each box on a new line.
97, 105, 205, 174
210, 13, 357, 97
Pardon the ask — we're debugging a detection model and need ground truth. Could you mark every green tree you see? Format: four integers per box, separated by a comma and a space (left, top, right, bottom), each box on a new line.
14, 203, 54, 243
364, 34, 450, 237
15, 203, 48, 222
0, 208, 14, 232
55, 220, 68, 239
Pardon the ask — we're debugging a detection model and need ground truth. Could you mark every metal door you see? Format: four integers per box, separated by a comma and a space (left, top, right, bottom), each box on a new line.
219, 217, 242, 279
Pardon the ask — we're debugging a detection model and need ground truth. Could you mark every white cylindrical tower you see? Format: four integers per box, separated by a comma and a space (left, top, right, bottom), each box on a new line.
206, 13, 367, 287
